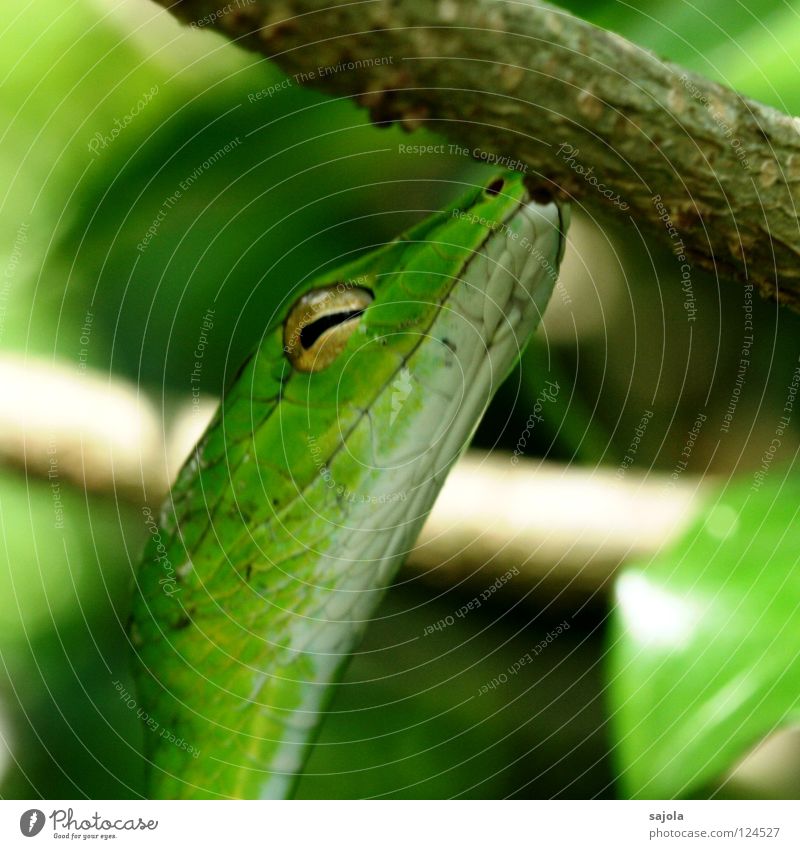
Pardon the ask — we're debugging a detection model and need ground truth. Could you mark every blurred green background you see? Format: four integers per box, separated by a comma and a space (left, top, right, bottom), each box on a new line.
0, 0, 799, 799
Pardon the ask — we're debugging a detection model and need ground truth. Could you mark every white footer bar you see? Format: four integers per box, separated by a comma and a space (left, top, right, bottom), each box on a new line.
2, 800, 797, 848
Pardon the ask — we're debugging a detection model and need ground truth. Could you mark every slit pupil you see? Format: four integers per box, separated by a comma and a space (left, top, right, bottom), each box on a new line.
300, 308, 366, 349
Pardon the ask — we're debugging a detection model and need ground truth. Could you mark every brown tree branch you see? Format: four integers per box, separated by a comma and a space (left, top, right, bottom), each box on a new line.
160, 0, 800, 309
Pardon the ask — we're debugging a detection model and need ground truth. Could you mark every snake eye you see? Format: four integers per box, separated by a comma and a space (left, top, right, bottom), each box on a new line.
284, 284, 373, 372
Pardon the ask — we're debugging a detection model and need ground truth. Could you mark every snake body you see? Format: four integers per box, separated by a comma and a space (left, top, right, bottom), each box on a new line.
129, 171, 568, 798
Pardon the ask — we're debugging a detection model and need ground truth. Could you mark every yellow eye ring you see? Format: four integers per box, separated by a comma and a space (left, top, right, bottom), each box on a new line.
283, 284, 373, 373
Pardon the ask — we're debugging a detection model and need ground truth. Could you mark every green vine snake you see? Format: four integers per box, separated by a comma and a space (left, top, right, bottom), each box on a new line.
129, 169, 569, 798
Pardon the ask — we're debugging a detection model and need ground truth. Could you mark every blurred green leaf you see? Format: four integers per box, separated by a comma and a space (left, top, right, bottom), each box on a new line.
297, 590, 613, 799
0, 472, 135, 642
608, 469, 800, 798
0, 471, 146, 797
0, 0, 478, 377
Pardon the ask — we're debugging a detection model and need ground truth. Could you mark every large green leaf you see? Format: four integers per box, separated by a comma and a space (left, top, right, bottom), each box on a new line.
608, 468, 800, 798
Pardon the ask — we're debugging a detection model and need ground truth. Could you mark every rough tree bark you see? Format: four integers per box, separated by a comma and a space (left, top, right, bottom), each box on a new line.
161, 0, 800, 310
